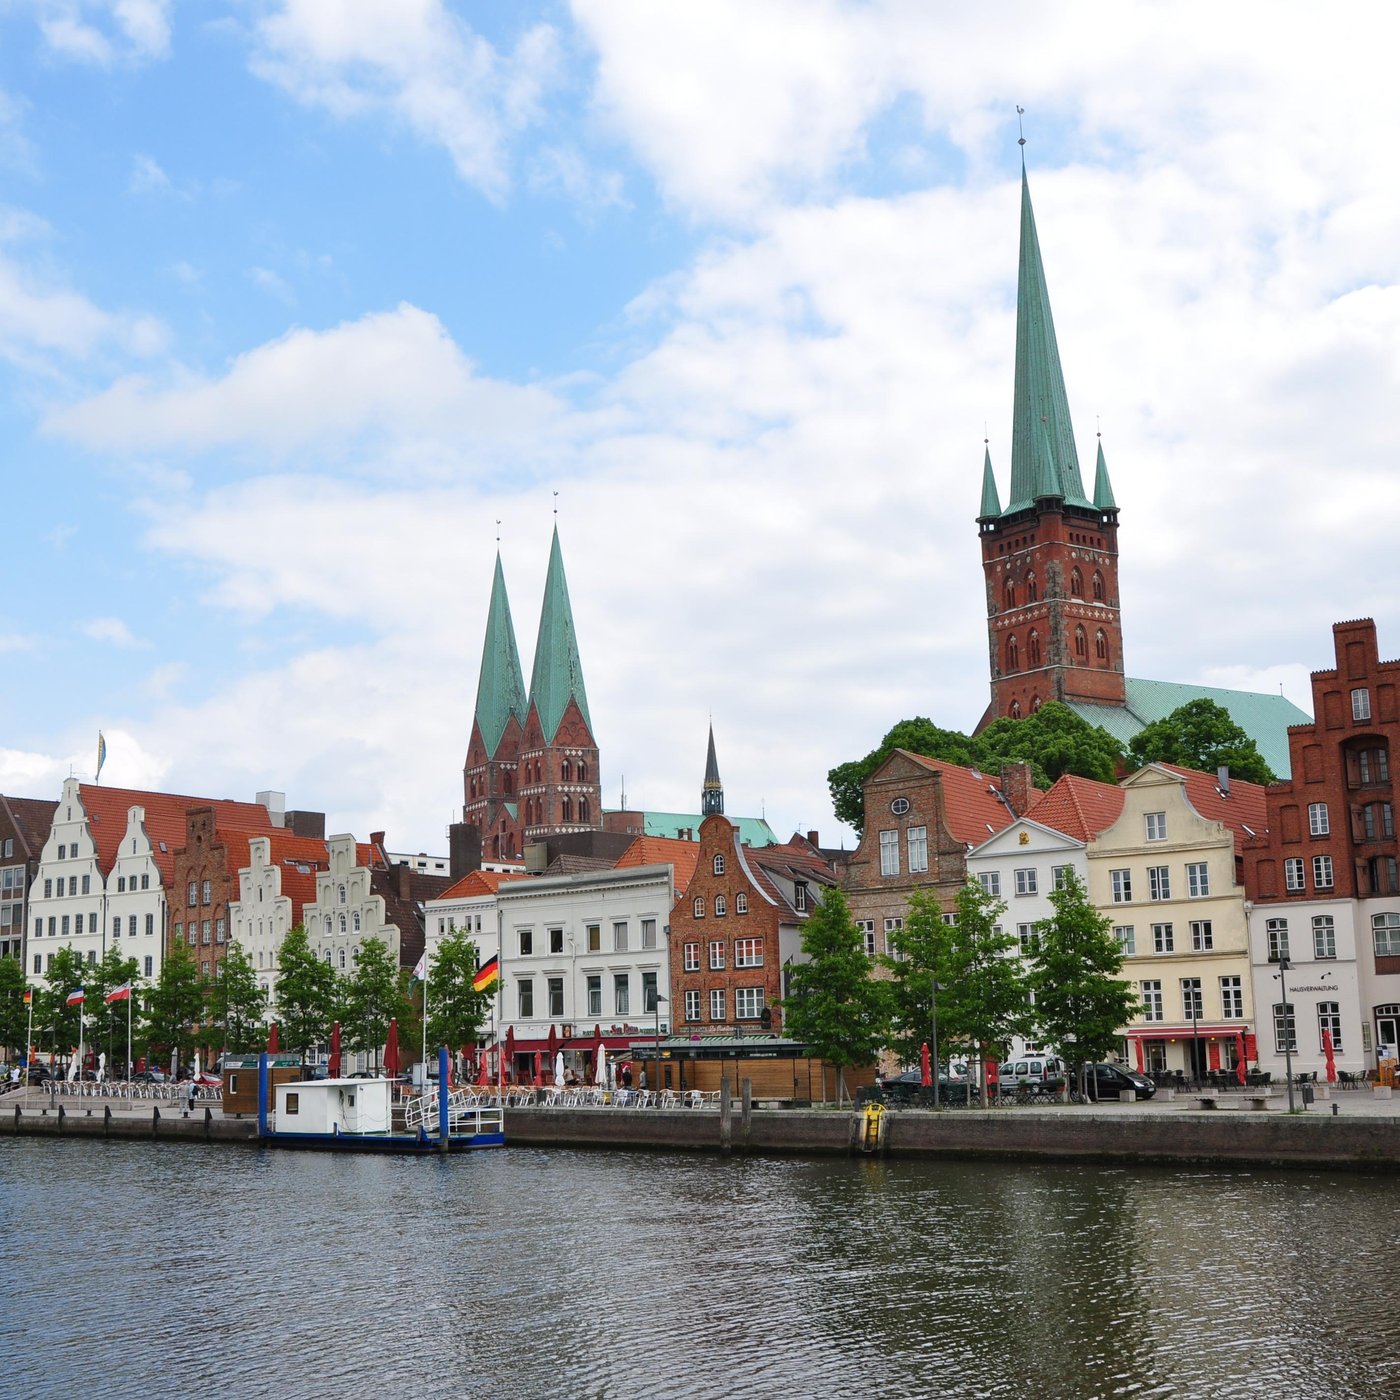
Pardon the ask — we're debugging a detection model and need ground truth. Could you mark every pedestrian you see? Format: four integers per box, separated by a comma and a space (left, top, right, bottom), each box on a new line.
187, 1078, 198, 1116
639, 1067, 648, 1091
621, 1063, 633, 1090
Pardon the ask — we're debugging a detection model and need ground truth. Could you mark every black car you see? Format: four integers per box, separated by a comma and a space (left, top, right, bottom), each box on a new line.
23, 1064, 58, 1085
1082, 1063, 1156, 1101
877, 1070, 980, 1106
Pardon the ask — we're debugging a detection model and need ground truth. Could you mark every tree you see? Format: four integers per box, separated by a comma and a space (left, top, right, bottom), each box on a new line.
41, 946, 89, 1060
273, 924, 338, 1064
781, 887, 890, 1104
206, 942, 266, 1055
146, 938, 205, 1073
1028, 871, 1141, 1099
424, 927, 492, 1066
1127, 698, 1275, 785
881, 889, 949, 1070
86, 947, 140, 1078
828, 718, 979, 831
343, 937, 409, 1069
0, 957, 29, 1058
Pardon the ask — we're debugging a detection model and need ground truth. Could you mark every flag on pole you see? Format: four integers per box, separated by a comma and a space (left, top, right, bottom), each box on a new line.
411, 952, 427, 982
22, 989, 32, 1005
66, 988, 85, 1006
105, 983, 132, 1004
96, 732, 107, 783
471, 955, 500, 993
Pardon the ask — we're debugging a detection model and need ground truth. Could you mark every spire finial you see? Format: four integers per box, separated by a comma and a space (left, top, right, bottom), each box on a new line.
552, 490, 558, 517
495, 518, 501, 544
1016, 105, 1026, 148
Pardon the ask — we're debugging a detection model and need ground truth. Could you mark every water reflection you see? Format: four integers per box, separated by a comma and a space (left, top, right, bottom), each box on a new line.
2, 1140, 1398, 1399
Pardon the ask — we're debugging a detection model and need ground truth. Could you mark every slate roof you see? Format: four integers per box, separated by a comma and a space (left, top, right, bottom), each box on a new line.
1158, 763, 1269, 854
896, 752, 1020, 846
1026, 774, 1125, 842
614, 836, 700, 896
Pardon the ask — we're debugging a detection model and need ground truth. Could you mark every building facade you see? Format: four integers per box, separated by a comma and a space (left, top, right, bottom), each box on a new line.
0, 794, 56, 963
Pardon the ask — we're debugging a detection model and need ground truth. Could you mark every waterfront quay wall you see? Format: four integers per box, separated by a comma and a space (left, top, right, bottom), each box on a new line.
1, 1102, 258, 1146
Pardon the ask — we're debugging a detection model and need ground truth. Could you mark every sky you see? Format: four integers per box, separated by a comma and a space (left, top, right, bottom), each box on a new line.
3, 1, 1400, 856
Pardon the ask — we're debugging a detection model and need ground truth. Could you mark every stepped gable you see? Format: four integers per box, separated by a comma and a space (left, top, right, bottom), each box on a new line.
1159, 763, 1269, 854
899, 753, 1020, 846
260, 829, 333, 912
614, 835, 700, 897
1028, 773, 1125, 842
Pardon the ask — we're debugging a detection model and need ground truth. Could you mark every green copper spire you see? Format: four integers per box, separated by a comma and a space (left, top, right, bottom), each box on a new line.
528, 526, 592, 743
702, 722, 724, 817
1092, 436, 1117, 511
474, 553, 527, 758
979, 444, 1002, 519
1004, 162, 1093, 515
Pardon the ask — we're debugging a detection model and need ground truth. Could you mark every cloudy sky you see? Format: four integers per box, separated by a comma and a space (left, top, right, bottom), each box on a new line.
2, 1, 1397, 854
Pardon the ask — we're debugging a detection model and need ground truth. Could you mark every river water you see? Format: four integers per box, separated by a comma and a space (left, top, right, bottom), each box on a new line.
2, 1139, 1396, 1399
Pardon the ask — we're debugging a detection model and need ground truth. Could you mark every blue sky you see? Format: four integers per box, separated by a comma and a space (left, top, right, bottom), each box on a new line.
4, 2, 1400, 851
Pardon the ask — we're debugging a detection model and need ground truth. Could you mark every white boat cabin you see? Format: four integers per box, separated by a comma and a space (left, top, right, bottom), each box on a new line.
274, 1078, 392, 1135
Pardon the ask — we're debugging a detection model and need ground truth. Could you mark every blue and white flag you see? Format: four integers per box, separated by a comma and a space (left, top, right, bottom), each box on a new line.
96, 732, 107, 782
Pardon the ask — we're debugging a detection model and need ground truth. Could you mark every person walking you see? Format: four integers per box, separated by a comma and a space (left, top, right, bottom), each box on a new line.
186, 1078, 198, 1117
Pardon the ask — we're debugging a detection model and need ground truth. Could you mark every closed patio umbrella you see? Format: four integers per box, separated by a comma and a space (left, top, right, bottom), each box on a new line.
477, 1045, 491, 1085
1323, 1028, 1338, 1083
267, 1022, 279, 1053
1134, 1038, 1145, 1074
554, 1050, 565, 1086
328, 1021, 341, 1078
594, 1035, 606, 1087
920, 1041, 932, 1087
1235, 1031, 1248, 1086
383, 1019, 400, 1077
504, 1026, 516, 1082
534, 1051, 544, 1086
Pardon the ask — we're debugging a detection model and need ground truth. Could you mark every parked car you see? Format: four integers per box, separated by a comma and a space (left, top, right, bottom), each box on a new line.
996, 1056, 1068, 1095
24, 1063, 59, 1085
1081, 1063, 1156, 1101
876, 1070, 981, 1106
132, 1069, 166, 1084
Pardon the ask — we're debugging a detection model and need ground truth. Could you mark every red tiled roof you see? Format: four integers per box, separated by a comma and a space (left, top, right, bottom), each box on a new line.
1160, 764, 1269, 853
1028, 774, 1125, 843
254, 829, 334, 911
614, 836, 701, 896
898, 752, 1019, 846
436, 869, 530, 900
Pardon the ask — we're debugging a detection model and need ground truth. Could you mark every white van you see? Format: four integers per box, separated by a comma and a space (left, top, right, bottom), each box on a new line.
996, 1055, 1067, 1094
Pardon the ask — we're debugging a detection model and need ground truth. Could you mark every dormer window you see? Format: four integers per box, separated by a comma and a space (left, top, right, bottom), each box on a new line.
794, 882, 809, 912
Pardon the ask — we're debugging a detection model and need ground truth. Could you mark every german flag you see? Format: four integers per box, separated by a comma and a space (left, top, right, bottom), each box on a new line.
471, 955, 500, 993
22, 989, 32, 1005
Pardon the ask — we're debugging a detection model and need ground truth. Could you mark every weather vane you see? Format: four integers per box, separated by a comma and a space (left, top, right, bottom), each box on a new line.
1017, 105, 1026, 147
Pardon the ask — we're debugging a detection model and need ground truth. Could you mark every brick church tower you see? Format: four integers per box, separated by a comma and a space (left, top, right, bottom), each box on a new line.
976, 158, 1125, 726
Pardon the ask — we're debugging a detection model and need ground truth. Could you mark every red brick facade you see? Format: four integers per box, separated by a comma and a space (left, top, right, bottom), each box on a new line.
170, 808, 242, 979
464, 712, 526, 862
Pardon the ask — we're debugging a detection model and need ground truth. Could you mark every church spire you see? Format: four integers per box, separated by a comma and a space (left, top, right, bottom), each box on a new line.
1004, 161, 1092, 515
527, 525, 591, 744
1093, 435, 1118, 511
702, 722, 724, 817
978, 443, 1002, 519
473, 552, 527, 758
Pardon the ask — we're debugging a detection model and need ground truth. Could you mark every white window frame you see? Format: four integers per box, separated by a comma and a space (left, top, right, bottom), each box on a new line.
1186, 863, 1210, 898
879, 830, 899, 877
1113, 924, 1135, 955
1145, 811, 1167, 842
1308, 802, 1330, 836
709, 939, 725, 971
1352, 688, 1371, 721
1313, 915, 1337, 959
1313, 855, 1334, 890
1051, 865, 1072, 891
1111, 869, 1132, 903
683, 942, 700, 972
684, 989, 701, 1022
735, 987, 763, 1020
1220, 976, 1243, 1020
907, 826, 928, 874
978, 871, 1001, 897
1014, 868, 1037, 897
734, 937, 763, 968
858, 919, 876, 958
1284, 858, 1305, 892
1267, 918, 1290, 962
709, 988, 726, 1022
1141, 980, 1163, 1022
1152, 922, 1174, 954
1147, 866, 1171, 901
1318, 1001, 1343, 1051
1190, 919, 1213, 952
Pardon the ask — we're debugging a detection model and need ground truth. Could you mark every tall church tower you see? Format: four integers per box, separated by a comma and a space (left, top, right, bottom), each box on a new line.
701, 723, 724, 817
976, 158, 1124, 726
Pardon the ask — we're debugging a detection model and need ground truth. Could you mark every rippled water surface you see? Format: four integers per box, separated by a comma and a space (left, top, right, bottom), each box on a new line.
2, 1139, 1397, 1399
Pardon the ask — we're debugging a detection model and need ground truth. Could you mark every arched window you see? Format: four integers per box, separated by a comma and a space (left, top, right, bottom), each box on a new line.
324, 915, 332, 936
715, 895, 727, 916
1031, 695, 1042, 713
693, 896, 705, 918
339, 913, 347, 935
578, 760, 588, 782
579, 798, 590, 822
353, 911, 361, 932
1092, 571, 1105, 601
1028, 630, 1041, 667
503, 771, 512, 795
1010, 699, 1022, 719
338, 883, 346, 905
324, 949, 332, 965
1006, 634, 1020, 672
1026, 573, 1038, 602
1070, 567, 1083, 597
1004, 580, 1016, 608
562, 758, 572, 781
339, 948, 347, 969
713, 854, 726, 876
1095, 630, 1109, 661
1074, 626, 1088, 658
562, 796, 573, 822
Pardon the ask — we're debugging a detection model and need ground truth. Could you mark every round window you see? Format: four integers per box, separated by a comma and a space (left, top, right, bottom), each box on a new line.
891, 798, 910, 816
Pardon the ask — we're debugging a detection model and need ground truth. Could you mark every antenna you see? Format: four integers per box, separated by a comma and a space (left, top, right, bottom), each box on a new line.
1016, 105, 1026, 148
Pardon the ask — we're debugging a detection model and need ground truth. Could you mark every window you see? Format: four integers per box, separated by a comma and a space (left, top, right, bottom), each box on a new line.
642, 918, 657, 950
713, 854, 725, 876
1145, 812, 1167, 842
1180, 978, 1203, 1020
187, 881, 197, 904
586, 975, 601, 1016
144, 956, 153, 977
202, 880, 212, 905
1190, 920, 1213, 951
890, 797, 910, 816
879, 831, 899, 877
613, 921, 628, 952
1220, 976, 1243, 1020
1358, 748, 1390, 785
907, 827, 928, 874
338, 914, 347, 935
1364, 804, 1395, 840
518, 928, 534, 957
353, 912, 361, 932
118, 875, 128, 892
1284, 858, 1305, 892
1318, 1002, 1342, 1051
60, 915, 69, 936
1113, 925, 1136, 955
338, 948, 347, 970
858, 919, 876, 958
1308, 802, 1330, 836
1312, 855, 1334, 890
1141, 981, 1163, 1022
1052, 865, 1072, 892
735, 938, 763, 968
794, 883, 808, 912
683, 942, 700, 972
735, 893, 748, 915
587, 923, 601, 952
518, 980, 534, 1019
548, 976, 565, 1018
1147, 866, 1171, 901
1152, 923, 1174, 954
736, 987, 763, 1020
642, 972, 659, 1013
1186, 863, 1210, 898
33, 954, 40, 974
884, 915, 904, 949
709, 989, 726, 1022
1014, 868, 1037, 896
1016, 923, 1038, 957
978, 872, 1001, 897
715, 896, 727, 917
1353, 688, 1372, 721
1273, 1002, 1297, 1055
1092, 571, 1105, 601
1267, 918, 1290, 962
684, 990, 701, 1022
81, 874, 90, 895
1111, 869, 1132, 903
43, 879, 51, 899
709, 940, 726, 971
1312, 915, 1337, 959
614, 974, 629, 1016
1070, 566, 1083, 597
1373, 913, 1400, 957
549, 927, 564, 954
692, 897, 705, 918
141, 874, 149, 890
68, 876, 77, 897
202, 920, 211, 944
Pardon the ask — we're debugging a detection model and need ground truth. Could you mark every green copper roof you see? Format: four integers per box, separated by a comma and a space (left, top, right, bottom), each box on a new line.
1004, 163, 1093, 516
473, 553, 527, 758
979, 446, 1002, 518
623, 810, 778, 848
527, 526, 592, 743
1066, 677, 1312, 780
1093, 438, 1117, 510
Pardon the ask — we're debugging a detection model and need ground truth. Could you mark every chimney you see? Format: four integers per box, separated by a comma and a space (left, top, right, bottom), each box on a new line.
1217, 766, 1231, 795
449, 822, 482, 880
396, 863, 413, 899
256, 790, 286, 827
806, 830, 820, 847
999, 762, 1037, 816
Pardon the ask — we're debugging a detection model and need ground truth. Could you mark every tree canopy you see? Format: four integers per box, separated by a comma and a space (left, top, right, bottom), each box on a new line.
1127, 698, 1275, 785
829, 704, 1124, 832
273, 924, 337, 1062
343, 936, 409, 1066
206, 941, 266, 1055
424, 926, 492, 1061
145, 938, 205, 1072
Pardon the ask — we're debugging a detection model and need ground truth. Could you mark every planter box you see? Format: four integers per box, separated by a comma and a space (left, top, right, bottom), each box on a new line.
1373, 1084, 1393, 1100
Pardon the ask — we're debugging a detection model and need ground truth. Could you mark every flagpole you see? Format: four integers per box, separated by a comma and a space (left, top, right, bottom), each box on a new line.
126, 989, 132, 1083
25, 993, 33, 1076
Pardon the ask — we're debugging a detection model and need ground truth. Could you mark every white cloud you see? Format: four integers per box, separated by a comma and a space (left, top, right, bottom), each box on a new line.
35, 0, 173, 67
249, 0, 560, 202
79, 616, 142, 647
128, 152, 171, 194
247, 265, 295, 306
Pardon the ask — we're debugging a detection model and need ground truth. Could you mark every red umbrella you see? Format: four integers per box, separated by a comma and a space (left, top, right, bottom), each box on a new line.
1133, 1038, 1145, 1074
383, 1019, 400, 1077
920, 1041, 932, 1087
267, 1022, 279, 1053
328, 1021, 341, 1078
476, 1045, 491, 1086
534, 1051, 544, 1087
1235, 1031, 1248, 1086
504, 1025, 516, 1082
1323, 1028, 1338, 1083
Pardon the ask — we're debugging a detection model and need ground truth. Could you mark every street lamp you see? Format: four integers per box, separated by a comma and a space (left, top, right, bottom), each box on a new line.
653, 993, 668, 1090
1275, 957, 1296, 1113
930, 975, 940, 1110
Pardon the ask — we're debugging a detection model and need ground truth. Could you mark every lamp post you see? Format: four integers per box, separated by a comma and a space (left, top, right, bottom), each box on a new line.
653, 993, 667, 1089
930, 975, 940, 1110
1275, 957, 1296, 1113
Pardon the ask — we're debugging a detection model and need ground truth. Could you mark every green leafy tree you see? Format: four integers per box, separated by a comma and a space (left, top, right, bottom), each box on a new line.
0, 956, 30, 1058
1127, 698, 1275, 785
86, 947, 140, 1078
206, 941, 266, 1055
424, 926, 491, 1066
781, 887, 890, 1104
882, 888, 950, 1070
146, 938, 205, 1073
1028, 871, 1142, 1099
975, 701, 1124, 786
41, 945, 89, 1059
343, 937, 409, 1069
273, 923, 338, 1064
828, 718, 980, 831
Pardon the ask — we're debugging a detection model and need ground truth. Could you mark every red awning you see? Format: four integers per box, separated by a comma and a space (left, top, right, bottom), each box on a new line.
492, 1034, 638, 1054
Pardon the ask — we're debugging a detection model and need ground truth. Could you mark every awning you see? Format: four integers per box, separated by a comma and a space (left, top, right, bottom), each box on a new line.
1125, 1025, 1249, 1040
